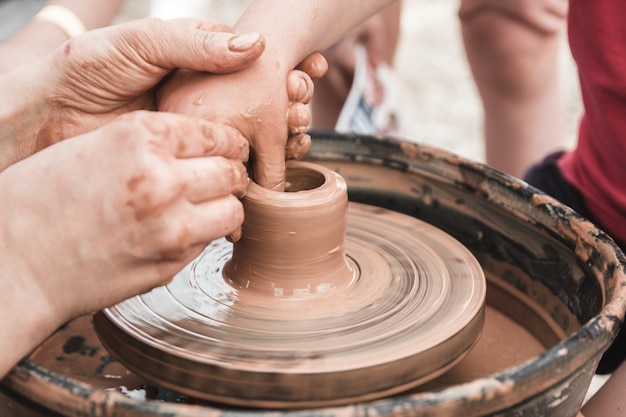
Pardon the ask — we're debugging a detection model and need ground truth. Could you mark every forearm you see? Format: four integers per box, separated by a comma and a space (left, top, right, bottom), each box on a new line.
0, 206, 61, 378
0, 62, 55, 171
0, 274, 60, 379
233, 0, 397, 69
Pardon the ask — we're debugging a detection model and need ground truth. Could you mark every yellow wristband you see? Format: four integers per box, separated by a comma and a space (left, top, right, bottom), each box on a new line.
34, 5, 86, 38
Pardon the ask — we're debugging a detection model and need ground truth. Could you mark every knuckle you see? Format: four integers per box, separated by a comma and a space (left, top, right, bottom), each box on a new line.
220, 197, 245, 237
287, 103, 311, 134
115, 111, 162, 136
156, 219, 193, 257
200, 124, 220, 154
125, 18, 168, 58
202, 123, 250, 161
122, 161, 180, 215
229, 160, 250, 198
199, 32, 230, 67
285, 133, 311, 160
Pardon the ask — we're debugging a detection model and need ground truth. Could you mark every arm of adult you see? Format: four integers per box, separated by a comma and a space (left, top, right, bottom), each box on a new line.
0, 17, 266, 171
158, 0, 397, 190
0, 110, 249, 379
0, 0, 124, 74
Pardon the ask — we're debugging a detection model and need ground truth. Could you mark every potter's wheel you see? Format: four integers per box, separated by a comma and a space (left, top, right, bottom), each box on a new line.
4, 133, 625, 417
94, 162, 486, 408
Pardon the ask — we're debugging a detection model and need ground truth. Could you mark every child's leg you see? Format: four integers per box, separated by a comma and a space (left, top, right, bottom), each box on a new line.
459, 0, 568, 178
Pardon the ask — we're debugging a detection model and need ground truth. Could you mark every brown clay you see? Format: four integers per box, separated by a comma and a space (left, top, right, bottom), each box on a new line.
223, 161, 355, 298
5, 132, 623, 417
23, 301, 543, 401
0, 293, 543, 417
93, 161, 486, 408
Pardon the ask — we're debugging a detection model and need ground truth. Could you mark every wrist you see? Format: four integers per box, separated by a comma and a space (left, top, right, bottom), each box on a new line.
0, 266, 60, 378
0, 59, 57, 171
233, 20, 303, 71
0, 21, 68, 75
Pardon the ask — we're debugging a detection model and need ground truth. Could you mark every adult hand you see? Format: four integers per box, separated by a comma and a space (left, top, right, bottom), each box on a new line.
45, 17, 266, 142
159, 51, 328, 191
0, 111, 248, 324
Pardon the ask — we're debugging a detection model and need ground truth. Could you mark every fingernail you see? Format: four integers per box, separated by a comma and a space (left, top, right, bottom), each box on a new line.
229, 32, 261, 52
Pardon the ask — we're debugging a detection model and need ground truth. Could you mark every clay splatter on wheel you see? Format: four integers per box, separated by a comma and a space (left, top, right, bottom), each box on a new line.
94, 161, 486, 408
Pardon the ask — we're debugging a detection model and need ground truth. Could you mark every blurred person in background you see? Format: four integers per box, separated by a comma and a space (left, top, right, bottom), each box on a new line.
0, 0, 123, 74
311, 0, 568, 180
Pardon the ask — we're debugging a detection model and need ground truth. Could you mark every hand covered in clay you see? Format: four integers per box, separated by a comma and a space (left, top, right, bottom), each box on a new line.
158, 51, 328, 191
0, 111, 248, 373
285, 52, 329, 164
459, 0, 568, 34
42, 17, 266, 144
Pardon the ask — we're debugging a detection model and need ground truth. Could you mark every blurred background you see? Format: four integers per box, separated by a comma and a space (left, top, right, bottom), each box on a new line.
115, 0, 582, 166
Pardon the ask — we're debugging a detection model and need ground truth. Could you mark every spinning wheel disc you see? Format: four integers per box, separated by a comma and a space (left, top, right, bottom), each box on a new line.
95, 202, 486, 408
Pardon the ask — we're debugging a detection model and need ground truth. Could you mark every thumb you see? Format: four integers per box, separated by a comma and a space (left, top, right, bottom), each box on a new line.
124, 18, 266, 74
251, 142, 286, 192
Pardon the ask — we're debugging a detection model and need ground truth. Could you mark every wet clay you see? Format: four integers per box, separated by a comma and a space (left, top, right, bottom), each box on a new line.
223, 161, 355, 298
5, 300, 545, 417
417, 272, 551, 391
92, 161, 486, 408
4, 132, 623, 417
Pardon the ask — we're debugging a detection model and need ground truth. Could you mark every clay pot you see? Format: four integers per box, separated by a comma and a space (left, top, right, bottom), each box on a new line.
2, 132, 625, 417
223, 161, 354, 297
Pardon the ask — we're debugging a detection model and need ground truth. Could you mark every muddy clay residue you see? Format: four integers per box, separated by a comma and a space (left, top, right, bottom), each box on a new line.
92, 161, 486, 407
16, 300, 545, 412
